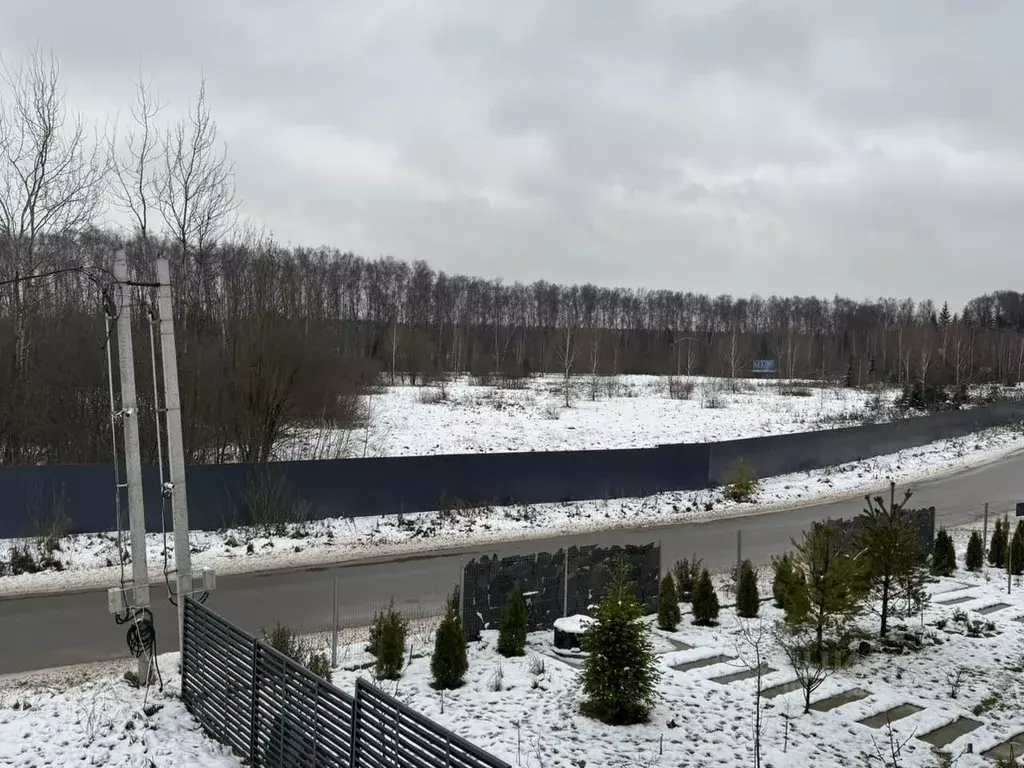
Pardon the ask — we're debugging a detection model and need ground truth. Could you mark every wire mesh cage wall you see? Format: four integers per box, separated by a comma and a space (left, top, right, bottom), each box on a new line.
182, 597, 510, 768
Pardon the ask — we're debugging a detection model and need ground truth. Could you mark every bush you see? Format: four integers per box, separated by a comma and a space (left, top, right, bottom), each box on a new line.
691, 568, 720, 626
667, 377, 695, 400
965, 531, 984, 572
7, 544, 39, 575
990, 518, 1008, 568
1012, 520, 1024, 576
672, 556, 702, 602
931, 529, 956, 577
261, 623, 332, 682
369, 600, 408, 680
723, 459, 759, 504
736, 559, 760, 618
431, 590, 468, 690
497, 589, 528, 657
580, 568, 660, 724
263, 623, 304, 661
657, 573, 681, 631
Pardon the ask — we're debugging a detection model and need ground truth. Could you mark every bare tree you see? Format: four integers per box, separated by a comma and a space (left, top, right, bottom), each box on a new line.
158, 77, 237, 313
0, 48, 106, 376
108, 73, 163, 253
774, 622, 841, 714
555, 324, 581, 407
734, 618, 771, 768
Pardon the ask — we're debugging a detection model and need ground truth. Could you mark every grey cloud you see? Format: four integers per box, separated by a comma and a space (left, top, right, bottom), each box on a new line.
1, 0, 1023, 305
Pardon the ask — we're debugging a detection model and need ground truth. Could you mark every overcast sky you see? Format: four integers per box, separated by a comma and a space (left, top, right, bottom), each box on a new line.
2, 0, 1021, 306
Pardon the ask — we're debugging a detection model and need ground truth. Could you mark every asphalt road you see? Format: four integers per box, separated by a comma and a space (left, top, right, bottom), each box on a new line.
3, 451, 1024, 675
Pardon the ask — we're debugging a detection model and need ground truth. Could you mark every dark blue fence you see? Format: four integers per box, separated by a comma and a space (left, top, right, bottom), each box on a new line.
0, 400, 1022, 538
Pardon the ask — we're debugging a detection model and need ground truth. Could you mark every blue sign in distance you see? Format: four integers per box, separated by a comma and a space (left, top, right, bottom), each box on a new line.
753, 359, 776, 374
1016, 502, 1024, 518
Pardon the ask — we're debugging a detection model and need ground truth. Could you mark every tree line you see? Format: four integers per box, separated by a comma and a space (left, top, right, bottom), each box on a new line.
1, 50, 1022, 467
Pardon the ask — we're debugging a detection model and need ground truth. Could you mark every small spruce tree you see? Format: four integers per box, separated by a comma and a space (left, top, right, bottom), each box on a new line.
990, 518, 1008, 568
497, 588, 528, 657
723, 459, 760, 503
580, 565, 660, 724
931, 529, 956, 577
672, 556, 702, 602
965, 530, 984, 572
736, 559, 760, 618
858, 484, 931, 638
691, 568, 720, 626
1011, 520, 1024, 576
771, 552, 797, 609
657, 573, 681, 631
370, 599, 408, 680
431, 589, 468, 690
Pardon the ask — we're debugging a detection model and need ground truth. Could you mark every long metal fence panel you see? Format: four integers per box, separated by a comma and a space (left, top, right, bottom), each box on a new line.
182, 598, 508, 768
5, 399, 1022, 537
253, 642, 354, 767
182, 597, 256, 761
353, 678, 511, 768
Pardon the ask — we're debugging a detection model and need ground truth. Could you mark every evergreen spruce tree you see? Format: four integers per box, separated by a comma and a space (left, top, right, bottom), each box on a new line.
369, 600, 408, 680
431, 589, 468, 690
657, 573, 681, 631
580, 567, 660, 724
785, 522, 869, 660
497, 588, 528, 657
735, 559, 760, 618
1011, 520, 1024, 576
672, 556, 701, 603
691, 568, 720, 626
858, 483, 930, 637
989, 518, 1008, 568
965, 530, 984, 572
931, 529, 956, 577
771, 552, 800, 610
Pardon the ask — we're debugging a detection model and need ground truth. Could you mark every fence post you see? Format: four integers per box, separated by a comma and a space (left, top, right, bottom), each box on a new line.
736, 529, 742, 577
563, 547, 570, 618
457, 557, 464, 618
250, 639, 259, 764
331, 575, 339, 668
983, 503, 989, 561
180, 599, 189, 697
350, 681, 361, 768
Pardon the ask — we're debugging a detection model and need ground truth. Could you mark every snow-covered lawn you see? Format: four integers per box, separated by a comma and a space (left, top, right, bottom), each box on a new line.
4, 527, 1024, 768
3, 423, 1024, 596
283, 375, 901, 459
0, 653, 238, 767
326, 538, 1024, 768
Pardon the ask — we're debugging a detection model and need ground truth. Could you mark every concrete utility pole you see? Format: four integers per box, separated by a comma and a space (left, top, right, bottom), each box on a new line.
114, 251, 151, 684
155, 259, 193, 651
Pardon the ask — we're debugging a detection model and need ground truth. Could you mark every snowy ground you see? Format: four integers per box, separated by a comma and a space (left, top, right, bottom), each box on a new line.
281, 375, 904, 459
3, 422, 1024, 596
6, 531, 1023, 768
325, 536, 1024, 768
0, 652, 237, 767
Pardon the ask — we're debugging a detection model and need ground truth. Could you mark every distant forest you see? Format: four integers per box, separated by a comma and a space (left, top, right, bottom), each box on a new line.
1, 50, 1022, 466
2, 230, 1022, 467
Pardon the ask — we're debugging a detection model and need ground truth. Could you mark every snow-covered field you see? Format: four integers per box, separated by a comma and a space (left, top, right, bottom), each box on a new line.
3, 422, 1024, 597
0, 652, 236, 767
5, 530, 1024, 768
285, 375, 901, 459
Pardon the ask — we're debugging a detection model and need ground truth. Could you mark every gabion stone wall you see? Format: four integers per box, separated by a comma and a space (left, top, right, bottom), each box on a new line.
461, 543, 660, 641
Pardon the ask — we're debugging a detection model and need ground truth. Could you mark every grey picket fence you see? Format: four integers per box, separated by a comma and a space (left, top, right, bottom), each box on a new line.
181, 597, 509, 768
